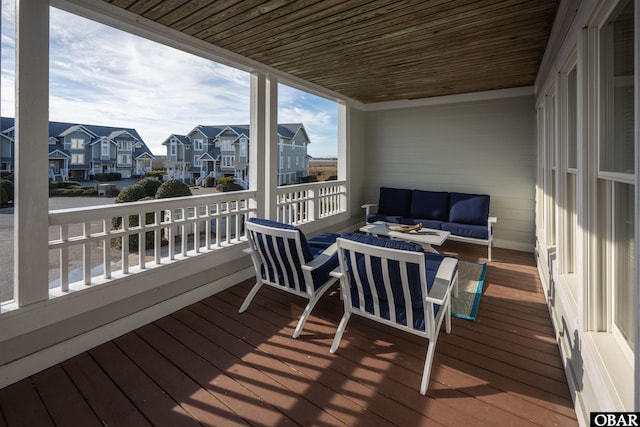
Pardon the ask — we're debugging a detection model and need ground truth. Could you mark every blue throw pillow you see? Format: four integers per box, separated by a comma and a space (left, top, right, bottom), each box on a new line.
377, 187, 412, 217
448, 192, 489, 226
411, 190, 449, 221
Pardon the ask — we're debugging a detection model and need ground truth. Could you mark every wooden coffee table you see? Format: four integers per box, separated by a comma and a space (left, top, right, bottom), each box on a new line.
359, 221, 450, 253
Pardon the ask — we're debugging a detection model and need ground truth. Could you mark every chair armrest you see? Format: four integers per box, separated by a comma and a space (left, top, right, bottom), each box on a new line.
426, 257, 458, 304
301, 243, 338, 271
361, 203, 377, 217
330, 266, 343, 279
243, 247, 253, 255
488, 216, 497, 224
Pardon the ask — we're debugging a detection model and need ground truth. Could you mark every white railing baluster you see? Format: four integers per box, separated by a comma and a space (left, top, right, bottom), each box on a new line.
103, 218, 111, 279
122, 215, 129, 275
60, 224, 69, 292
83, 221, 91, 285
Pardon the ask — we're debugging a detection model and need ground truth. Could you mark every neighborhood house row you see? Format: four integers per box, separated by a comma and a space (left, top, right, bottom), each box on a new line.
0, 118, 312, 186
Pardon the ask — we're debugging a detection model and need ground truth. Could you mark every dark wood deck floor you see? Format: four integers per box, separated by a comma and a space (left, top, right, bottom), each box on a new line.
0, 242, 578, 426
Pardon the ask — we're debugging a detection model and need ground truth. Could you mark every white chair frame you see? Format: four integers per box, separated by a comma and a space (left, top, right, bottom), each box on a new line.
240, 220, 338, 338
330, 237, 458, 394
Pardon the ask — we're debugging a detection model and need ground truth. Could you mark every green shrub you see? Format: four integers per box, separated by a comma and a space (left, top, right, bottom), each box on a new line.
94, 172, 122, 181
299, 175, 318, 183
204, 176, 215, 187
327, 175, 338, 181
1, 179, 14, 202
0, 187, 7, 207
55, 180, 82, 189
137, 177, 162, 197
216, 177, 243, 192
115, 183, 147, 203
113, 196, 157, 250
145, 170, 164, 179
156, 179, 192, 199
49, 186, 97, 197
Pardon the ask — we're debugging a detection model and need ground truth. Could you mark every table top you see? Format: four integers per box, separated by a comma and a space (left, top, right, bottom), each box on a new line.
359, 221, 450, 247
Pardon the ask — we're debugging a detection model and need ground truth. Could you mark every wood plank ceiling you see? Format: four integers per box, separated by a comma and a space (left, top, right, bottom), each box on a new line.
103, 0, 559, 103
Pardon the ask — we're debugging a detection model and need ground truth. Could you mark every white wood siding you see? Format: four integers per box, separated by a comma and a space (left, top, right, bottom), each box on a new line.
363, 94, 536, 251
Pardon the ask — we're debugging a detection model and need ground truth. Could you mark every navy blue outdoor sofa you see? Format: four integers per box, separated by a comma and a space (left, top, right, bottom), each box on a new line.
363, 187, 497, 260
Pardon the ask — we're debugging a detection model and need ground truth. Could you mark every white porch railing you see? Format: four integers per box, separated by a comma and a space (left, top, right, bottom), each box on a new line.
276, 180, 346, 225
47, 190, 256, 295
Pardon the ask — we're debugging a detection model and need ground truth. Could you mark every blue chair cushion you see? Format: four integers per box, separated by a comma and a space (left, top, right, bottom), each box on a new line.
441, 222, 489, 240
248, 217, 314, 262
448, 192, 490, 226
308, 232, 339, 250
411, 190, 449, 221
249, 218, 339, 291
377, 187, 412, 217
340, 233, 455, 331
340, 232, 423, 252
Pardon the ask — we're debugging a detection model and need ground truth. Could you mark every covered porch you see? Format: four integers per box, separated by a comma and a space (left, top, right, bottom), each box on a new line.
2, 1, 639, 426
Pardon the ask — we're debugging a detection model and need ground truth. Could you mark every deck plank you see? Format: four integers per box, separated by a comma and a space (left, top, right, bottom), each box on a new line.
31, 365, 102, 427
0, 379, 53, 427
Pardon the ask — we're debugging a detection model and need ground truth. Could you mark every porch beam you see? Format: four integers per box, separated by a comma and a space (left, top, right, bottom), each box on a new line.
14, 0, 50, 306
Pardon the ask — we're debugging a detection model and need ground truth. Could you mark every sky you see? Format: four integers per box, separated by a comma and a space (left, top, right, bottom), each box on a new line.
0, 2, 338, 157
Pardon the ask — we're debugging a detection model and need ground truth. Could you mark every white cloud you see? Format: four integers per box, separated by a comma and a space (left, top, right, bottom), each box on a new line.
2, 3, 337, 157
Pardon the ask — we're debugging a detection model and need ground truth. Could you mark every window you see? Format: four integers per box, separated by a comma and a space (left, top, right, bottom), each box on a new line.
101, 140, 110, 157
221, 140, 233, 151
119, 141, 132, 151
598, 0, 635, 349
118, 153, 131, 165
545, 89, 557, 247
562, 65, 578, 275
71, 153, 84, 164
70, 138, 84, 149
287, 156, 291, 169
222, 155, 234, 167
170, 142, 177, 157
193, 139, 203, 151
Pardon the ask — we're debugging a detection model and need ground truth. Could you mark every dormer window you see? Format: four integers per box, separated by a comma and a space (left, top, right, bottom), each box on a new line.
119, 141, 132, 151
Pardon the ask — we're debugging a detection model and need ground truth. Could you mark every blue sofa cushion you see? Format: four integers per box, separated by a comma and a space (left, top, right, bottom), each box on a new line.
400, 217, 445, 230
377, 187, 413, 217
411, 190, 449, 221
448, 192, 490, 226
367, 213, 405, 224
442, 222, 489, 240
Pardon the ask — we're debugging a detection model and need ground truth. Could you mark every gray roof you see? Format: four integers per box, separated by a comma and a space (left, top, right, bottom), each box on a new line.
1, 117, 155, 158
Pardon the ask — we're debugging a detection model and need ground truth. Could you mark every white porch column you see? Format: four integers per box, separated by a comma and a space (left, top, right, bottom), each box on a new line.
338, 102, 348, 212
249, 72, 278, 219
249, 72, 266, 217
14, 0, 50, 305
